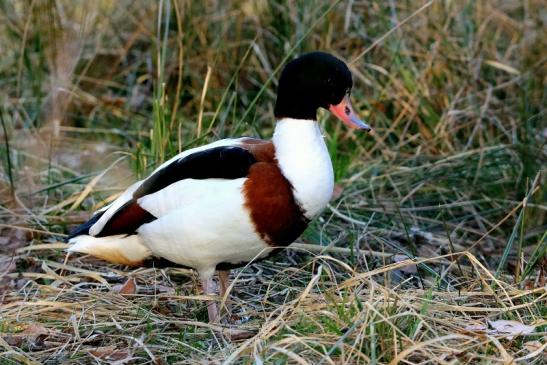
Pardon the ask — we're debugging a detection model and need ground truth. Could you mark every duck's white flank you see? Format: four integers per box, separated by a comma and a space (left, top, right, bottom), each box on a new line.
272, 118, 334, 218
136, 178, 270, 279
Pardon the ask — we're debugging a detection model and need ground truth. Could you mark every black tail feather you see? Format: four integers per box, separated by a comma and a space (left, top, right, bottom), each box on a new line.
66, 211, 105, 242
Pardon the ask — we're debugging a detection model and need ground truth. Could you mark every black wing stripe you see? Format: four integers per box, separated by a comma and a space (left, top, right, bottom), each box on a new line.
67, 211, 105, 240
133, 146, 257, 199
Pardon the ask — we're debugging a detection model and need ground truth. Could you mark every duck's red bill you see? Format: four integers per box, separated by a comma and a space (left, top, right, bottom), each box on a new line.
329, 95, 371, 131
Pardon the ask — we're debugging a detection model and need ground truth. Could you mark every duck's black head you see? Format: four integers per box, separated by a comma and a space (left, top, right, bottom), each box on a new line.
274, 51, 370, 130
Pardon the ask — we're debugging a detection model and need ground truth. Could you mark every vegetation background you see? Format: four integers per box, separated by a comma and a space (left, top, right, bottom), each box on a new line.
0, 0, 545, 363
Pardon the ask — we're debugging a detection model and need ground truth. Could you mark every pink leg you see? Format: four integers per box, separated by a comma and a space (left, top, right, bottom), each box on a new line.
201, 277, 218, 322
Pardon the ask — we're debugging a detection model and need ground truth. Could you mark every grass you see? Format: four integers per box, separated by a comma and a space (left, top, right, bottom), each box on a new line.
0, 0, 545, 363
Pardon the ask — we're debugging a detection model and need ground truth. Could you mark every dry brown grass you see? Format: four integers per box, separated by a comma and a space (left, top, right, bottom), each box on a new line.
1, 244, 545, 363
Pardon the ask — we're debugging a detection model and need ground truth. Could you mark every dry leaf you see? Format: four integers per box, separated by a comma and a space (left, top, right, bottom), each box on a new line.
3, 323, 50, 346
465, 320, 535, 340
24, 323, 49, 334
464, 323, 488, 332
89, 345, 131, 361
3, 334, 25, 347
488, 320, 535, 340
523, 341, 543, 353
113, 278, 137, 295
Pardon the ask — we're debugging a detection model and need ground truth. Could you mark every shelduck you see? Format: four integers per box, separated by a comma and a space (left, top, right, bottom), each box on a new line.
67, 52, 371, 322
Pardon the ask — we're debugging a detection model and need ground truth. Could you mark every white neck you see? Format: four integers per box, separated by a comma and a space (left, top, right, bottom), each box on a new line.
272, 118, 334, 219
